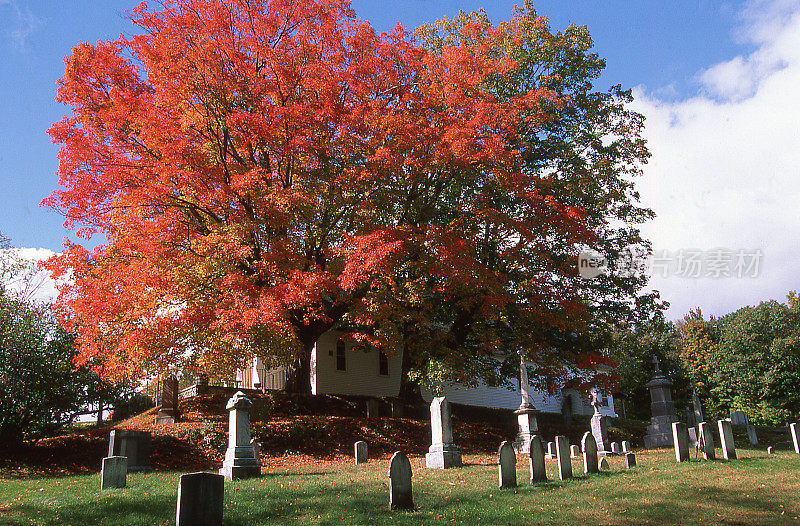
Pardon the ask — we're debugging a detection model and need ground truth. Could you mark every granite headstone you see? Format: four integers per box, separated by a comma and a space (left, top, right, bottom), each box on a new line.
175, 472, 224, 526
388, 451, 414, 510
497, 441, 517, 489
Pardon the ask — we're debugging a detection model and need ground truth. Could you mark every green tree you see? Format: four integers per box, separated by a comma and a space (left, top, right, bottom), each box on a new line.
710, 299, 800, 424
674, 308, 719, 417
0, 235, 125, 445
406, 4, 664, 393
607, 315, 683, 419
0, 293, 82, 444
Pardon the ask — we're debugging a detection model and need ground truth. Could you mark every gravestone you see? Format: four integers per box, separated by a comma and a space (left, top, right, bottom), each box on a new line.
497, 441, 517, 489
610, 442, 621, 454
791, 422, 800, 454
545, 441, 556, 460
598, 457, 609, 470
355, 441, 368, 464
643, 357, 677, 448
718, 419, 737, 460
512, 353, 539, 455
581, 432, 599, 475
388, 451, 414, 510
728, 410, 758, 445
688, 427, 698, 448
570, 445, 580, 458
672, 422, 689, 462
767, 446, 774, 455
156, 375, 179, 424
513, 408, 539, 455
100, 456, 127, 490
250, 439, 261, 465
425, 397, 462, 469
685, 407, 695, 429
175, 472, 224, 526
729, 410, 749, 426
528, 434, 547, 484
746, 424, 758, 446
625, 452, 636, 469
108, 430, 151, 472
590, 393, 612, 455
621, 440, 631, 453
555, 435, 572, 480
219, 391, 260, 480
698, 421, 716, 460
366, 399, 380, 418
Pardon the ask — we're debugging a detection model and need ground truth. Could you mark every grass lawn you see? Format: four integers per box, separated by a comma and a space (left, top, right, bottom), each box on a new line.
2, 446, 800, 525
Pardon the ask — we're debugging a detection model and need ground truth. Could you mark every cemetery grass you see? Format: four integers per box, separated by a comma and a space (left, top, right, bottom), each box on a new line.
3, 447, 800, 525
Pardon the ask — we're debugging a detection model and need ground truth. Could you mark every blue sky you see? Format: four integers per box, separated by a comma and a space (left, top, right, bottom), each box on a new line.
1, 0, 798, 319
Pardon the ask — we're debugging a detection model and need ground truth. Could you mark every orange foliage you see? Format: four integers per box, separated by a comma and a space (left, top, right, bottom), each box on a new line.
44, 0, 594, 381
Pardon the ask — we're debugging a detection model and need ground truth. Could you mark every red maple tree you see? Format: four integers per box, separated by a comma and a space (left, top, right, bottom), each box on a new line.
45, 0, 596, 390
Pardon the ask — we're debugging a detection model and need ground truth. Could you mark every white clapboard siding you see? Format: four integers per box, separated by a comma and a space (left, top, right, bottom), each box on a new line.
421, 380, 617, 417
310, 332, 402, 397
237, 331, 617, 417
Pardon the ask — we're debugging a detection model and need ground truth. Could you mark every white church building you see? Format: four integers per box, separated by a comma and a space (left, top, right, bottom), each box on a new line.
236, 331, 618, 418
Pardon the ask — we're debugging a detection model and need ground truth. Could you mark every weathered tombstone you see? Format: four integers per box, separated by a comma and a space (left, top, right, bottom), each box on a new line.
570, 445, 580, 458
685, 407, 695, 429
425, 397, 462, 469
555, 435, 572, 480
643, 357, 677, 448
528, 434, 547, 484
497, 441, 517, 489
729, 410, 749, 426
545, 441, 556, 460
672, 422, 689, 462
790, 422, 800, 454
610, 442, 621, 455
366, 399, 380, 419
108, 430, 151, 472
625, 452, 636, 469
156, 375, 179, 424
250, 439, 261, 465
746, 424, 758, 446
688, 427, 698, 448
513, 407, 539, 455
621, 440, 631, 453
590, 393, 612, 455
698, 421, 716, 460
767, 446, 774, 455
388, 451, 413, 510
512, 353, 539, 455
175, 472, 224, 526
581, 432, 599, 475
718, 419, 737, 460
354, 441, 368, 464
598, 457, 610, 470
219, 391, 260, 480
100, 456, 127, 490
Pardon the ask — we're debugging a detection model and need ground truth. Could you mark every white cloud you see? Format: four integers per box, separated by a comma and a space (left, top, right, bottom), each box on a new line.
632, 0, 800, 320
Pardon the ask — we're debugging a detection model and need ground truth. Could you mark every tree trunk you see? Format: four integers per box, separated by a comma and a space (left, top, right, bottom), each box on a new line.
285, 346, 313, 394
398, 330, 423, 405
96, 402, 103, 426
